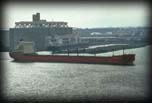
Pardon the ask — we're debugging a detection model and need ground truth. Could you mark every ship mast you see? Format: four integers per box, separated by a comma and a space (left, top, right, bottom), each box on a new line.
112, 49, 114, 56
77, 48, 79, 56
123, 48, 125, 55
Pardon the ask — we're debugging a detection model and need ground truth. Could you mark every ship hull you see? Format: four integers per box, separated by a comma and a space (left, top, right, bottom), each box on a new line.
9, 52, 135, 65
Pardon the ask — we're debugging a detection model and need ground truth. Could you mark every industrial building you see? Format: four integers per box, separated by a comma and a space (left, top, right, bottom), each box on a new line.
9, 13, 80, 51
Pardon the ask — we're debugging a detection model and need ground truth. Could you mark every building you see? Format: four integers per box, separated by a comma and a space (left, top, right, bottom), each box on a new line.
0, 29, 9, 51
9, 13, 80, 51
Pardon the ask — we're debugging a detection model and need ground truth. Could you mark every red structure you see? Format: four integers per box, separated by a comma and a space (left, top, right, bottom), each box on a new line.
9, 52, 135, 65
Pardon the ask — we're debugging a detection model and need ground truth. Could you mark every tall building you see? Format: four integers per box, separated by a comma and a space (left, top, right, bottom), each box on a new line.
0, 29, 9, 51
9, 13, 80, 51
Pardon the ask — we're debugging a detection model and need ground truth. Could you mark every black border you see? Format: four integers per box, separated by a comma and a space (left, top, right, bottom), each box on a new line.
0, 0, 151, 103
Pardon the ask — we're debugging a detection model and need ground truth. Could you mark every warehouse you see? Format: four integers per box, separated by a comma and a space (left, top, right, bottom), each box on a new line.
9, 13, 80, 51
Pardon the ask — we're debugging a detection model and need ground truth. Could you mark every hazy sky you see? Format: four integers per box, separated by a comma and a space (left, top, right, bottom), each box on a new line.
3, 2, 149, 29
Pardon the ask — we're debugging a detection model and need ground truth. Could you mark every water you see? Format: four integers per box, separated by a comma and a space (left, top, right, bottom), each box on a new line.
1, 45, 151, 101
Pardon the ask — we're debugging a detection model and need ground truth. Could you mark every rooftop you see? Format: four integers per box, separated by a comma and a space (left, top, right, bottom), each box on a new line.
15, 13, 68, 28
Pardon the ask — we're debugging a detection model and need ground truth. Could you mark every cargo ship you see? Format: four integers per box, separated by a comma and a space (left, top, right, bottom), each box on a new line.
9, 41, 135, 65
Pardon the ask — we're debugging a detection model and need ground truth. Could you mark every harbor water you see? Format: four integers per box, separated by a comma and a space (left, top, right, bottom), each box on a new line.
1, 45, 151, 101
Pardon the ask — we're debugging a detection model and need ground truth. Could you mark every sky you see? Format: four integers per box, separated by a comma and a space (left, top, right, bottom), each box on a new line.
3, 2, 149, 29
